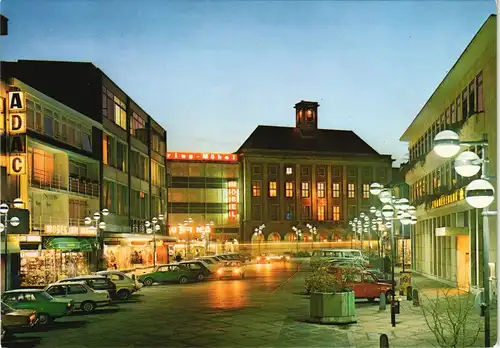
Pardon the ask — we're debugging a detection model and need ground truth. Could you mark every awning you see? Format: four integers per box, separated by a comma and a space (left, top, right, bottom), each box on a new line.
45, 237, 95, 251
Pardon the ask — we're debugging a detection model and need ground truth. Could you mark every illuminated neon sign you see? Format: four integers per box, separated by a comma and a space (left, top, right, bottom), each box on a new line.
7, 91, 27, 175
166, 152, 238, 162
228, 181, 238, 220
168, 225, 212, 234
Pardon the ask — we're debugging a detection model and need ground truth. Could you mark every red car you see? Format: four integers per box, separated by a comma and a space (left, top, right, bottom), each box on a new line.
329, 269, 394, 302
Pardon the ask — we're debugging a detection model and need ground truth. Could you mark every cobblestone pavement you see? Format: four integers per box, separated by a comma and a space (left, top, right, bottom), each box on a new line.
3, 261, 496, 347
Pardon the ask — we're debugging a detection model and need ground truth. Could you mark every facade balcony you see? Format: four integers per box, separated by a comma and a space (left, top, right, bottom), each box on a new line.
30, 217, 98, 236
29, 170, 99, 198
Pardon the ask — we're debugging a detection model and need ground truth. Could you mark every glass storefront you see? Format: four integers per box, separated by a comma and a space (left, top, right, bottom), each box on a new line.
104, 241, 169, 270
20, 249, 91, 287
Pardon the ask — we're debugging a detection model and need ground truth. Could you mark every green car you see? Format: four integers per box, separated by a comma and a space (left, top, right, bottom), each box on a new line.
1, 289, 74, 325
138, 264, 197, 286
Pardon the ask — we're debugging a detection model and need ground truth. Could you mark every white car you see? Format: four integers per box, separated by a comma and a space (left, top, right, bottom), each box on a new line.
195, 257, 223, 272
45, 281, 110, 313
217, 261, 246, 280
96, 271, 142, 300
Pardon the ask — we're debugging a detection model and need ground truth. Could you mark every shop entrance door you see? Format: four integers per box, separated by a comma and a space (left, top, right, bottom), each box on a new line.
456, 235, 470, 292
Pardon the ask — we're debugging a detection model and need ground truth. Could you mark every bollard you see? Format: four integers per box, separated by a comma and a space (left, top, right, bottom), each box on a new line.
379, 292, 387, 311
380, 333, 390, 348
407, 286, 413, 301
412, 288, 420, 307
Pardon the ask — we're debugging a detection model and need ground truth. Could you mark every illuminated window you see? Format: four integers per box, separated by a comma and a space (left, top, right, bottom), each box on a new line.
285, 182, 294, 197
317, 205, 325, 221
317, 182, 325, 198
348, 183, 355, 199
130, 112, 146, 139
363, 184, 370, 199
332, 183, 340, 198
102, 134, 114, 167
269, 181, 277, 197
333, 206, 340, 221
301, 182, 310, 198
286, 167, 293, 175
252, 181, 261, 197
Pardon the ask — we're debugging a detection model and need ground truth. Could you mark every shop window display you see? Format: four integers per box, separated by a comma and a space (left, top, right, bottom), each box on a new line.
20, 250, 90, 287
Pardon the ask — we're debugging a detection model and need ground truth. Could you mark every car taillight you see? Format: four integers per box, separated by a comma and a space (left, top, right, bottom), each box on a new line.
29, 314, 36, 323
67, 303, 72, 311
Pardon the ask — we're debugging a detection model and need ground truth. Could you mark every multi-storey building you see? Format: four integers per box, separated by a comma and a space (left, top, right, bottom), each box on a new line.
1, 60, 174, 286
166, 151, 241, 256
400, 15, 496, 291
238, 100, 393, 243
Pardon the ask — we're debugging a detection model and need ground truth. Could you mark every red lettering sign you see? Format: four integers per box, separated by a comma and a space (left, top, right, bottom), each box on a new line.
166, 152, 238, 162
228, 181, 238, 220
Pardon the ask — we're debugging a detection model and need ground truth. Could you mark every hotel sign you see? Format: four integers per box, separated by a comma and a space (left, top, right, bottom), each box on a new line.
168, 225, 212, 234
167, 152, 238, 162
228, 181, 238, 220
431, 188, 465, 209
7, 91, 27, 175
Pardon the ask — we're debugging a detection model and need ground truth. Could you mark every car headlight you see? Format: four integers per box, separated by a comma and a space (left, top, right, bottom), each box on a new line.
286, 256, 290, 260
217, 269, 222, 274
233, 269, 240, 274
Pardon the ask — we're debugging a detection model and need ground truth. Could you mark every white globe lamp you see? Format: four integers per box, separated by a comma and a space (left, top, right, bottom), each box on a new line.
433, 130, 461, 158
370, 183, 383, 196
465, 179, 495, 209
454, 151, 481, 178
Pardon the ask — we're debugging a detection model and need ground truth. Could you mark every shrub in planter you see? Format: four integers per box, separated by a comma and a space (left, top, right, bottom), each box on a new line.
306, 262, 357, 324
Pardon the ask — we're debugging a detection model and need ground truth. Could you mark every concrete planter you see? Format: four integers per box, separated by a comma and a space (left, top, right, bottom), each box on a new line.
309, 291, 357, 324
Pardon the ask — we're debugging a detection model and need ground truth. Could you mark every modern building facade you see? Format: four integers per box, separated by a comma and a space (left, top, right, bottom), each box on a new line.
1, 60, 174, 287
238, 100, 393, 243
400, 15, 497, 291
166, 152, 241, 256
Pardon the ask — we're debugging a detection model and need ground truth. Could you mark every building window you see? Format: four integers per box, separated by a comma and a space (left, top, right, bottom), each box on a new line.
43, 116, 53, 137
450, 103, 456, 124
362, 184, 370, 199
116, 184, 129, 216
317, 205, 325, 221
333, 206, 340, 221
102, 180, 115, 212
130, 111, 146, 139
82, 133, 92, 152
317, 167, 326, 176
251, 204, 261, 221
332, 167, 341, 177
317, 182, 325, 198
151, 132, 165, 154
348, 168, 357, 177
252, 165, 261, 175
268, 166, 277, 176
286, 167, 293, 175
270, 204, 279, 221
303, 205, 311, 220
348, 205, 356, 219
348, 183, 355, 199
462, 88, 468, 119
252, 181, 261, 197
151, 161, 165, 187
477, 72, 483, 112
285, 205, 294, 221
269, 181, 277, 197
116, 142, 127, 172
285, 182, 294, 197
469, 79, 476, 115
301, 167, 310, 176
301, 182, 310, 198
332, 183, 340, 198
102, 134, 114, 167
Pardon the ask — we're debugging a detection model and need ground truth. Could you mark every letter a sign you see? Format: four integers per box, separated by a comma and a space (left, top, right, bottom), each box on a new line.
8, 91, 26, 112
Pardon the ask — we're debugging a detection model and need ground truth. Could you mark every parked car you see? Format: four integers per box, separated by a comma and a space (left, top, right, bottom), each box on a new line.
311, 249, 369, 265
1, 289, 73, 325
45, 281, 110, 313
256, 254, 271, 264
1, 301, 37, 340
96, 271, 141, 300
57, 275, 117, 299
328, 260, 394, 285
224, 253, 249, 263
138, 264, 197, 286
177, 260, 212, 281
217, 261, 247, 280
195, 256, 223, 272
305, 268, 393, 302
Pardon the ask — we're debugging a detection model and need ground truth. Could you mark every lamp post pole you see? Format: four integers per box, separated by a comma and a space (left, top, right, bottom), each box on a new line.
0, 200, 23, 290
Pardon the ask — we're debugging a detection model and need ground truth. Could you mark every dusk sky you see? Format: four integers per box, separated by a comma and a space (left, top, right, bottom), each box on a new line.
0, 1, 495, 165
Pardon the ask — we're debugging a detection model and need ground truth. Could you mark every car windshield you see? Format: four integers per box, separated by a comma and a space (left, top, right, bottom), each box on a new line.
37, 291, 54, 301
1, 301, 14, 314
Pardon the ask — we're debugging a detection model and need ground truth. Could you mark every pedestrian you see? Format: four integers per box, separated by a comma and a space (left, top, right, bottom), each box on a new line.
113, 263, 118, 270
175, 253, 182, 262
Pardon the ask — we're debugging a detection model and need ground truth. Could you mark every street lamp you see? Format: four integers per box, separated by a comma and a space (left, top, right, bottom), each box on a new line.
183, 218, 194, 259
306, 223, 317, 249
253, 224, 265, 254
433, 130, 496, 347
292, 226, 302, 252
146, 215, 164, 267
85, 209, 107, 271
0, 199, 23, 290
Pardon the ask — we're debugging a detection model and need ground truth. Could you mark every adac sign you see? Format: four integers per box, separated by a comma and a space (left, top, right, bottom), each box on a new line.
7, 91, 27, 175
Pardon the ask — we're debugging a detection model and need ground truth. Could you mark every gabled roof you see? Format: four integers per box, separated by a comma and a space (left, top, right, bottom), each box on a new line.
237, 125, 382, 156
